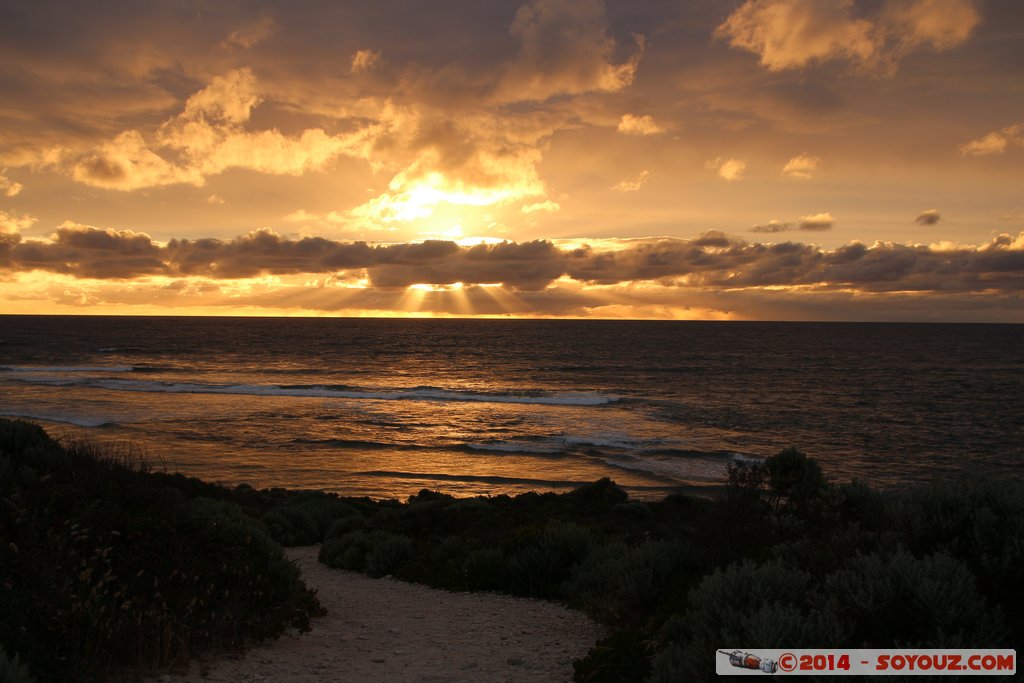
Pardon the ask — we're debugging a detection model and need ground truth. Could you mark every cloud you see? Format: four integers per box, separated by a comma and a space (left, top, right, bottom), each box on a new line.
500, 0, 645, 101
798, 212, 834, 230
2, 2, 652, 237
8, 221, 164, 279
617, 114, 664, 135
716, 0, 877, 71
915, 209, 941, 225
180, 68, 262, 125
206, 194, 225, 205
58, 69, 374, 191
221, 16, 277, 51
882, 0, 981, 52
716, 0, 981, 72
707, 157, 747, 181
351, 49, 381, 73
751, 219, 791, 233
5, 226, 1023, 301
0, 172, 22, 197
0, 210, 35, 235
782, 153, 821, 179
521, 200, 561, 213
70, 130, 202, 190
612, 170, 651, 192
959, 123, 1024, 156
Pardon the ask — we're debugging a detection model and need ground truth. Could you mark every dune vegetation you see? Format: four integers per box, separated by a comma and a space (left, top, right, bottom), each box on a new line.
1, 417, 1021, 681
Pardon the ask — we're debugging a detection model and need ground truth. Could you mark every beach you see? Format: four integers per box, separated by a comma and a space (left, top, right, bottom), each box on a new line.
156, 546, 605, 683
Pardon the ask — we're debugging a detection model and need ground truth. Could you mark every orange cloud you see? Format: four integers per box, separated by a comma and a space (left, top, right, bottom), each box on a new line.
612, 170, 650, 192
521, 200, 561, 213
959, 123, 1023, 156
716, 0, 876, 71
0, 172, 22, 197
617, 114, 664, 135
351, 49, 381, 73
882, 0, 981, 52
0, 210, 35, 235
59, 69, 376, 191
782, 153, 821, 179
717, 0, 980, 72
798, 212, 834, 230
707, 157, 747, 181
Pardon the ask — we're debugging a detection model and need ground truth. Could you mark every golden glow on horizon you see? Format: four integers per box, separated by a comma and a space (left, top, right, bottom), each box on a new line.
0, 1, 1022, 322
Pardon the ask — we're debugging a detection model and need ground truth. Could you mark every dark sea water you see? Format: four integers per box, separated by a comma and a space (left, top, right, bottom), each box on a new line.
0, 316, 1021, 499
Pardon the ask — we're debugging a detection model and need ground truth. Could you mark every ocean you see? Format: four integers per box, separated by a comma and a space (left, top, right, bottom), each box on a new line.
1, 316, 1021, 499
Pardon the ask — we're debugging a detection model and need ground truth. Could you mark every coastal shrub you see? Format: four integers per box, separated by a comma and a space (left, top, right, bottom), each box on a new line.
0, 419, 323, 682
893, 475, 1024, 643
421, 536, 469, 589
611, 501, 654, 520
0, 420, 54, 458
463, 547, 509, 591
565, 477, 628, 510
443, 497, 492, 515
319, 529, 416, 577
324, 514, 367, 540
565, 540, 695, 622
653, 559, 848, 681
364, 534, 416, 577
725, 457, 769, 506
765, 447, 827, 513
505, 521, 596, 598
261, 494, 360, 545
261, 508, 319, 546
826, 551, 1005, 647
572, 628, 654, 683
320, 530, 373, 570
0, 646, 34, 683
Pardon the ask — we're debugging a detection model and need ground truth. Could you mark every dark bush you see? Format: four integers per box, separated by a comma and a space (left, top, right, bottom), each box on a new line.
566, 477, 628, 509
565, 540, 694, 622
319, 530, 374, 571
765, 447, 827, 513
0, 419, 323, 682
828, 551, 1005, 647
0, 646, 34, 683
324, 514, 368, 540
364, 534, 416, 577
894, 475, 1024, 637
505, 521, 596, 598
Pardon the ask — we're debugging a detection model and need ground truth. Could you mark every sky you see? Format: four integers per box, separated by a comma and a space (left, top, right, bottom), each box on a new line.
1, 0, 1022, 321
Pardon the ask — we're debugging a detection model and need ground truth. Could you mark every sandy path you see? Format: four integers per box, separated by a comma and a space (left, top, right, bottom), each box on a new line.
156, 546, 605, 683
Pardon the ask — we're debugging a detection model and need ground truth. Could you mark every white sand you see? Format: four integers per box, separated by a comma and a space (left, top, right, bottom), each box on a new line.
155, 546, 605, 682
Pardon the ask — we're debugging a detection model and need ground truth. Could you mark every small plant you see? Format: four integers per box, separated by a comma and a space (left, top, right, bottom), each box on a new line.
0, 646, 34, 683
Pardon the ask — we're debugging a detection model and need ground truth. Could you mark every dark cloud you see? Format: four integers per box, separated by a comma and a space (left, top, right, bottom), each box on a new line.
751, 221, 791, 233
915, 209, 941, 225
5, 226, 1023, 296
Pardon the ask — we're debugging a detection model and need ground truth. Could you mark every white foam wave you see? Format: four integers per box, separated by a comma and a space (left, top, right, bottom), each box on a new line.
561, 434, 643, 450
11, 376, 617, 406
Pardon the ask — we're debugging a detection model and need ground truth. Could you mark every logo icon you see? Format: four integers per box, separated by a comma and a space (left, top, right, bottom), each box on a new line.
719, 650, 779, 674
